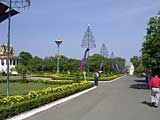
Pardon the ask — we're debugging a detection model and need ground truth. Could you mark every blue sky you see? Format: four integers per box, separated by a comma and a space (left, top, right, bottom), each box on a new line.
0, 0, 160, 64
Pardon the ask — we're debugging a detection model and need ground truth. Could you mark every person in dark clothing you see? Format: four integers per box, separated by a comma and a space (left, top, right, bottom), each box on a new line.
146, 71, 152, 85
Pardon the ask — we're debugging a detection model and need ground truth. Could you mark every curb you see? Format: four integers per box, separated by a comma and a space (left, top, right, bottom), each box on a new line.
7, 76, 124, 120
99, 76, 125, 83
7, 86, 97, 120
90, 76, 125, 83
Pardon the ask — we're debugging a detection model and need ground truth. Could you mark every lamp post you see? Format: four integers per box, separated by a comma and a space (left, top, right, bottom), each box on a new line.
81, 24, 96, 72
6, 0, 12, 97
55, 38, 62, 74
2, 0, 31, 96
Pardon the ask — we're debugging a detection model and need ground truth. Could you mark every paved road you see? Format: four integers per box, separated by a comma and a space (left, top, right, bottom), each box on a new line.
25, 76, 160, 120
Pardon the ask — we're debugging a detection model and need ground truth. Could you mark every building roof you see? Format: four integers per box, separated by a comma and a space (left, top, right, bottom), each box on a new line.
0, 44, 14, 56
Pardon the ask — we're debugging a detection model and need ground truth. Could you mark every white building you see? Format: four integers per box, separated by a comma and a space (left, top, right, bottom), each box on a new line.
0, 44, 18, 74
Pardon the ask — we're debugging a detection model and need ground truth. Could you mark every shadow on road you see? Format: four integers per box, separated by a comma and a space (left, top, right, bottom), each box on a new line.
130, 78, 149, 89
130, 84, 149, 89
134, 80, 146, 83
141, 101, 153, 107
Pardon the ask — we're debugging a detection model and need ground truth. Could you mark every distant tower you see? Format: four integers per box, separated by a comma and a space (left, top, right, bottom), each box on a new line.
81, 24, 96, 56
110, 51, 115, 59
100, 43, 108, 58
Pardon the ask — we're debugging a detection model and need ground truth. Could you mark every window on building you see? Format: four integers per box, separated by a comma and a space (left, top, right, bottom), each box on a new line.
17, 60, 18, 65
13, 59, 15, 65
10, 59, 12, 65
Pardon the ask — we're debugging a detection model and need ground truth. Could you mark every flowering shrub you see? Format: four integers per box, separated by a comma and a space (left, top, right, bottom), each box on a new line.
0, 95, 25, 105
0, 81, 92, 106
0, 81, 93, 120
27, 90, 41, 99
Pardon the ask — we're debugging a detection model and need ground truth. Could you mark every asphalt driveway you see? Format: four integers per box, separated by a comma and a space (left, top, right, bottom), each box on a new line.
25, 76, 160, 120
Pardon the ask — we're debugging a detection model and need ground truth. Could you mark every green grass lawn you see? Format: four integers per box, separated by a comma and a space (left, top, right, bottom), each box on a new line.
0, 82, 60, 98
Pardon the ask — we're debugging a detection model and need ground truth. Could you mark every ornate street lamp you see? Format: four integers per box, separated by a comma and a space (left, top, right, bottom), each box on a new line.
55, 38, 62, 74
81, 24, 96, 57
1, 0, 31, 96
81, 24, 96, 72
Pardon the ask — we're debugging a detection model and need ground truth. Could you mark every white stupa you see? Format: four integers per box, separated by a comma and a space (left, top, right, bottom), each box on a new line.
129, 64, 134, 75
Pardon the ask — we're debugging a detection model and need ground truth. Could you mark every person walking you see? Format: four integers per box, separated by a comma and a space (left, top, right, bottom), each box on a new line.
83, 71, 87, 80
149, 75, 160, 107
146, 71, 152, 85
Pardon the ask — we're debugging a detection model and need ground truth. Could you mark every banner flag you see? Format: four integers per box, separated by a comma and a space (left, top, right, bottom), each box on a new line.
99, 56, 104, 71
0, 2, 8, 14
0, 2, 19, 23
115, 63, 121, 73
80, 48, 89, 70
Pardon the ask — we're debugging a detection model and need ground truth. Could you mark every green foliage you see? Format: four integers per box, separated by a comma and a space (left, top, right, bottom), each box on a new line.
86, 54, 102, 72
86, 54, 125, 73
0, 82, 60, 98
111, 57, 126, 73
0, 81, 93, 120
16, 51, 125, 74
28, 56, 45, 72
33, 72, 124, 81
15, 65, 28, 79
18, 51, 32, 66
0, 78, 75, 85
135, 63, 145, 73
141, 16, 160, 74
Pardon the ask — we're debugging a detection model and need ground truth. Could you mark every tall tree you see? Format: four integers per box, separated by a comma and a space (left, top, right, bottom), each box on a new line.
28, 56, 44, 73
18, 51, 32, 66
141, 16, 160, 74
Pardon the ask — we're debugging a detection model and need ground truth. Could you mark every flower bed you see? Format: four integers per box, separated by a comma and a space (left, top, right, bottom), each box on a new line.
33, 73, 124, 81
0, 81, 93, 120
87, 74, 124, 81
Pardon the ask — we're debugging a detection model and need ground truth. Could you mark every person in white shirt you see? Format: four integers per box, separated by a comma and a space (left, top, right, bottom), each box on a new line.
83, 71, 87, 80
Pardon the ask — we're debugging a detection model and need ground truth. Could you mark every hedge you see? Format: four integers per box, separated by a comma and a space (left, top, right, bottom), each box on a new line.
0, 81, 93, 120
33, 73, 124, 81
0, 78, 75, 85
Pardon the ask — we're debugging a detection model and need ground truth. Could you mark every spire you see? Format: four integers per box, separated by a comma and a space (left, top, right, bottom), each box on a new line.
110, 51, 115, 59
100, 43, 108, 58
81, 25, 96, 49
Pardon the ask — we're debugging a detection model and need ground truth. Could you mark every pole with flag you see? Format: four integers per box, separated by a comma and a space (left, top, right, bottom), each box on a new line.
79, 48, 89, 71
99, 56, 105, 72
115, 63, 121, 73
112, 63, 115, 70
0, 2, 19, 23
0, 0, 31, 96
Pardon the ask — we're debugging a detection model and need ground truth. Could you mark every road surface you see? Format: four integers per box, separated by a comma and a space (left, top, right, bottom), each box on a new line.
25, 76, 160, 120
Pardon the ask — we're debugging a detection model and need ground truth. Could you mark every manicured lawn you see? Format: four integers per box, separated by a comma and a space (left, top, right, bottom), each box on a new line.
0, 82, 60, 98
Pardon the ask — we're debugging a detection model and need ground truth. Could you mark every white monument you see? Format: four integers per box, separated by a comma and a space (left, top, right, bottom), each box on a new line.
129, 64, 134, 75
